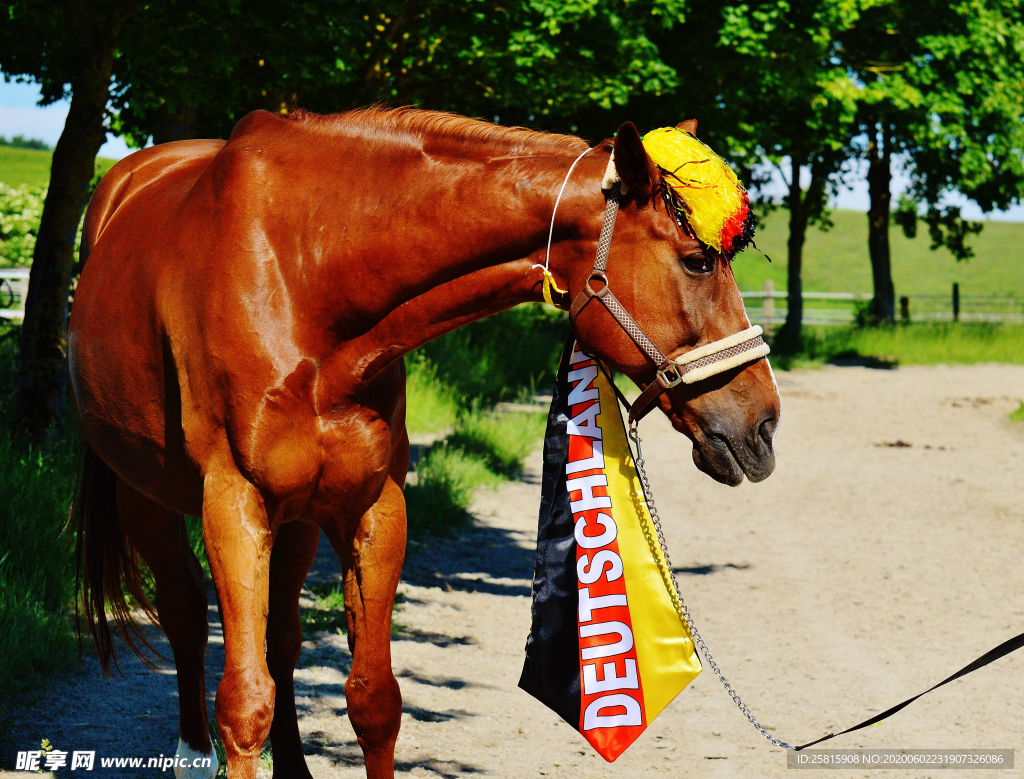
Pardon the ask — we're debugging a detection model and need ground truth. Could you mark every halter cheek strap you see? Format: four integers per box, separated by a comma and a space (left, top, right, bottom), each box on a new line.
568, 180, 770, 424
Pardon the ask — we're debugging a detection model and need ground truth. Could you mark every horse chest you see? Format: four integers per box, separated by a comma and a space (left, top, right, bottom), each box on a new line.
245, 404, 393, 522
313, 413, 395, 516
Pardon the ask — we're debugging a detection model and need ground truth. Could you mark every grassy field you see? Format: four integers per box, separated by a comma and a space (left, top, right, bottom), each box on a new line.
733, 208, 1024, 297
771, 322, 1024, 369
0, 146, 118, 188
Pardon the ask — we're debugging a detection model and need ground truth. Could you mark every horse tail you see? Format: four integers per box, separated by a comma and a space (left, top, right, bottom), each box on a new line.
71, 443, 160, 674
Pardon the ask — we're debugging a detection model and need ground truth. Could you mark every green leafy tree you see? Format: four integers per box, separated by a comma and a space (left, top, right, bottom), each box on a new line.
0, 0, 139, 442
703, 0, 859, 344
1, 0, 687, 441
111, 0, 686, 144
840, 0, 1024, 322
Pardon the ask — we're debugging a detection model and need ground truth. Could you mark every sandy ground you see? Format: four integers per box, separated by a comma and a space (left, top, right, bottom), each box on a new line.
4, 363, 1024, 779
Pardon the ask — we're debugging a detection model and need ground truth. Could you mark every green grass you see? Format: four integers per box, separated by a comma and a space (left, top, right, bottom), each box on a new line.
300, 581, 348, 636
418, 304, 568, 404
772, 322, 1024, 370
1010, 403, 1024, 423
404, 407, 546, 538
0, 334, 79, 698
405, 356, 460, 436
405, 445, 498, 539
0, 146, 53, 188
0, 146, 117, 188
185, 515, 211, 578
402, 305, 561, 539
733, 209, 1024, 298
446, 409, 546, 477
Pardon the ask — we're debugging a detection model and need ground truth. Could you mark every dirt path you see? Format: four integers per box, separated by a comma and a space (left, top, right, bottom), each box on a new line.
5, 364, 1024, 778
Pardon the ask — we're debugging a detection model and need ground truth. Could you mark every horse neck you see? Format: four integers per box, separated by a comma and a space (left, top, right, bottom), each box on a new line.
334, 149, 609, 383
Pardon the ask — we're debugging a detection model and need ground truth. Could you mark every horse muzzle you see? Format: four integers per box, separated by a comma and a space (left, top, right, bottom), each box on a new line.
690, 410, 778, 486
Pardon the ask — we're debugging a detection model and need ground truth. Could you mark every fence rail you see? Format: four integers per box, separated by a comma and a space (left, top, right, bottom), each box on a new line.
0, 269, 29, 321
743, 280, 1024, 326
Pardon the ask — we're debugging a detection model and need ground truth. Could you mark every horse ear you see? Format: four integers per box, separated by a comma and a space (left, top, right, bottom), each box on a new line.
677, 119, 698, 136
612, 121, 658, 200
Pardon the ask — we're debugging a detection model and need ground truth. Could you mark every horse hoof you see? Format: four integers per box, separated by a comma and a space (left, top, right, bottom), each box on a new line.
173, 737, 219, 779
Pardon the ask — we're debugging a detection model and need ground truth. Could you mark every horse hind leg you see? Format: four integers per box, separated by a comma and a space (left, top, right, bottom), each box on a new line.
115, 478, 217, 779
266, 521, 320, 779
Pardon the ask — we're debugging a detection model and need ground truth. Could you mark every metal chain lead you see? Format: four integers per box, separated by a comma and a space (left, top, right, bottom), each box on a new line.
627, 419, 794, 751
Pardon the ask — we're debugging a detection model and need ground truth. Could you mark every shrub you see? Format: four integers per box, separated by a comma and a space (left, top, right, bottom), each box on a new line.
446, 409, 546, 477
0, 183, 45, 266
0, 135, 51, 151
404, 445, 496, 539
405, 355, 461, 435
418, 304, 568, 403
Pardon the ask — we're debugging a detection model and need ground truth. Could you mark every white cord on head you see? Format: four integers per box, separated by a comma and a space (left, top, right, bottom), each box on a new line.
531, 147, 593, 275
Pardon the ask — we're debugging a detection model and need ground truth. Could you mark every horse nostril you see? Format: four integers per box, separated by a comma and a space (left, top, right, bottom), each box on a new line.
758, 416, 777, 449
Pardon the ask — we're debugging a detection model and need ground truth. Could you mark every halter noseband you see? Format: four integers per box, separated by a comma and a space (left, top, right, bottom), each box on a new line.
566, 174, 770, 424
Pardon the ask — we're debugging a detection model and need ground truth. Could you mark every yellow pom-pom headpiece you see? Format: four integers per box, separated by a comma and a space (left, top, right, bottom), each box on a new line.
641, 127, 755, 256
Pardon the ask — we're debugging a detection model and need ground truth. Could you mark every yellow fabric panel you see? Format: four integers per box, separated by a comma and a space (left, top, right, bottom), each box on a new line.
595, 371, 702, 723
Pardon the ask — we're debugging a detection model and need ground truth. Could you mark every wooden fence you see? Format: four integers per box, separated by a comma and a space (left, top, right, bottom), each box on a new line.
743, 280, 1024, 326
0, 268, 29, 321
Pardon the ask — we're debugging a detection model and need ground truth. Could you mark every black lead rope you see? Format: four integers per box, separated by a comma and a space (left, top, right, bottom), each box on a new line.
591, 349, 1024, 751
795, 628, 1024, 750
595, 361, 633, 414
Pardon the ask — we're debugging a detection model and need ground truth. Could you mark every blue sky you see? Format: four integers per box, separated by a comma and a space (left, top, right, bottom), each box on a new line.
0, 79, 134, 159
2, 78, 1021, 221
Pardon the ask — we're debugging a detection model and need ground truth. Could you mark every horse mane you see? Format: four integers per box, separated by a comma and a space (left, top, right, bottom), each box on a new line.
287, 107, 591, 159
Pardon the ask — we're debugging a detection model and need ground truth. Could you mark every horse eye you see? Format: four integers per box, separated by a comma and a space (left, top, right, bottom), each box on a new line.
681, 252, 715, 274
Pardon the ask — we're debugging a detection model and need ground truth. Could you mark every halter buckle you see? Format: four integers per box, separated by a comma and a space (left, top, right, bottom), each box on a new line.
656, 362, 683, 389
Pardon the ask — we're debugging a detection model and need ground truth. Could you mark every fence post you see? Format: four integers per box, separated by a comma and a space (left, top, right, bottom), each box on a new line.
762, 279, 775, 331
953, 283, 960, 322
900, 295, 910, 324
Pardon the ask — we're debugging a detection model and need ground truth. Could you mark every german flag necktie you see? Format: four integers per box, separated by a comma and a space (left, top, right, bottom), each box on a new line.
520, 338, 702, 761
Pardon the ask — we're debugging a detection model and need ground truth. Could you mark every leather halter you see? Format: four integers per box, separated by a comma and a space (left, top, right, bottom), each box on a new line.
568, 181, 770, 424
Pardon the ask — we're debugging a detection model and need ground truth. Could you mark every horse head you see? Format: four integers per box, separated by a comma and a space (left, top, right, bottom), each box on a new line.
567, 121, 780, 486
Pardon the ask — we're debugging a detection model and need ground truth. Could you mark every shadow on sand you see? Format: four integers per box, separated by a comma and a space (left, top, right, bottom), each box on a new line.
400, 524, 535, 597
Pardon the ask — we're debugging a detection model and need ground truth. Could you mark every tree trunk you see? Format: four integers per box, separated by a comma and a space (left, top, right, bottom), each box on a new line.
779, 157, 810, 346
14, 1, 131, 441
867, 121, 895, 323
781, 176, 806, 344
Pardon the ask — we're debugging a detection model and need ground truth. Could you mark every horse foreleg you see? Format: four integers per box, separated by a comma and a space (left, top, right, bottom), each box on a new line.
202, 467, 275, 779
115, 479, 217, 779
326, 477, 406, 779
266, 521, 320, 779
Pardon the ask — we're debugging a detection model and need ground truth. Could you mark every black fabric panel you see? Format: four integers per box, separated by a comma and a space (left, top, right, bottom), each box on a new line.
519, 337, 582, 731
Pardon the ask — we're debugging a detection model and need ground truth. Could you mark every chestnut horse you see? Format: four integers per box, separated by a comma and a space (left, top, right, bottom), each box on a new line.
68, 108, 781, 779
